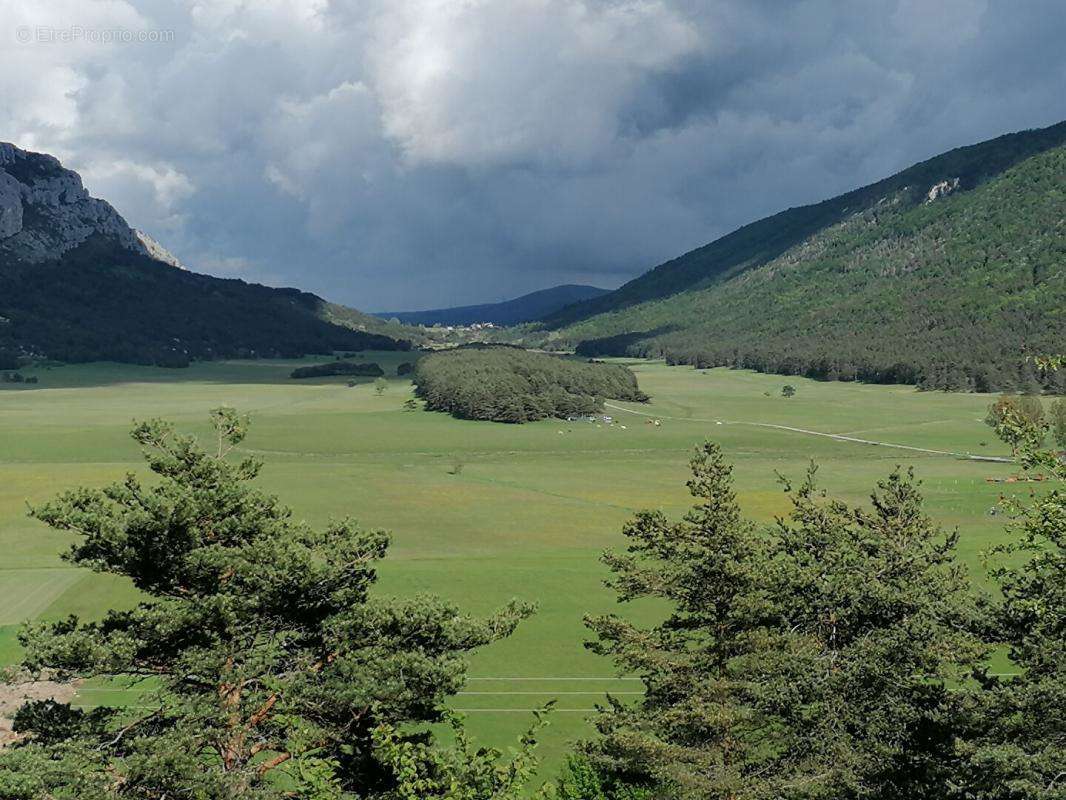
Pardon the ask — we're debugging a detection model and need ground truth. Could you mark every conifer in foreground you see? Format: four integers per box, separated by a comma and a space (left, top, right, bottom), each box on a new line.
580, 442, 984, 799
0, 409, 536, 799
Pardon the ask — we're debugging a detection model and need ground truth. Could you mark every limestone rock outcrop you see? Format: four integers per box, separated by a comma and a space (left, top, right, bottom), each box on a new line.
0, 142, 177, 265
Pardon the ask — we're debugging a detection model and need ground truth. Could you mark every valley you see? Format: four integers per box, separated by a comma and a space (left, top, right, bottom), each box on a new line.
0, 355, 1024, 776
4, 5, 1064, 794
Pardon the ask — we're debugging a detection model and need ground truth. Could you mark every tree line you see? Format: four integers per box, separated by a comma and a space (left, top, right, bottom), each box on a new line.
0, 396, 1063, 798
413, 346, 648, 423
290, 361, 386, 379
573, 340, 1066, 395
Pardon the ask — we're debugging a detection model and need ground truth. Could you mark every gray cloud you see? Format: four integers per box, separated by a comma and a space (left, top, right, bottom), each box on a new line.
2, 0, 1064, 309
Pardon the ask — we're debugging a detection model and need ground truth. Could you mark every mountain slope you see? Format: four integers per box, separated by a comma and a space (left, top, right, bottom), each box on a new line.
379, 284, 609, 327
533, 122, 1066, 392
0, 143, 412, 365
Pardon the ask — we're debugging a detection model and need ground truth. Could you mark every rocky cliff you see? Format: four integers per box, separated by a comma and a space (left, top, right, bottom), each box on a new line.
0, 142, 173, 265
0, 143, 412, 365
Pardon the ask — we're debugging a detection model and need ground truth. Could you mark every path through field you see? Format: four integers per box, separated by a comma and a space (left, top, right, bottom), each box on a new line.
604, 402, 1014, 462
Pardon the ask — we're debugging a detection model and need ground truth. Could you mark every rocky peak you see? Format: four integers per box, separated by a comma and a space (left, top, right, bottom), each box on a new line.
135, 229, 184, 269
0, 142, 177, 266
925, 177, 960, 203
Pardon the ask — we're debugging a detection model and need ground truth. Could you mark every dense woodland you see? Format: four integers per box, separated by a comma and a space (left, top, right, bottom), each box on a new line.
0, 236, 411, 367
413, 346, 647, 422
527, 124, 1066, 393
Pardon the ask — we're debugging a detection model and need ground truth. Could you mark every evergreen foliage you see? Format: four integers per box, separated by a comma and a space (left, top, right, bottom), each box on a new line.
580, 443, 985, 799
955, 393, 1066, 799
413, 347, 647, 423
0, 410, 536, 798
0, 236, 411, 366
0, 351, 19, 370
290, 361, 386, 379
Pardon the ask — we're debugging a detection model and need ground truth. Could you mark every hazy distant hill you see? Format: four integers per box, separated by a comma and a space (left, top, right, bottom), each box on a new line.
378, 284, 609, 327
0, 143, 413, 366
531, 121, 1066, 392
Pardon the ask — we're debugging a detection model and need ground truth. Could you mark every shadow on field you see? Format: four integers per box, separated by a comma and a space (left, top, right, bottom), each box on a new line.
0, 355, 416, 391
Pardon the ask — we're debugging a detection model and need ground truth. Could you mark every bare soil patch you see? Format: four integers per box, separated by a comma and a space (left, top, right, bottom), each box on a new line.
0, 676, 81, 746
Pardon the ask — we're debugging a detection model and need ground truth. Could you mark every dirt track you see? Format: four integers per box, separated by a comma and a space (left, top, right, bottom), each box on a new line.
0, 677, 80, 746
603, 403, 1013, 463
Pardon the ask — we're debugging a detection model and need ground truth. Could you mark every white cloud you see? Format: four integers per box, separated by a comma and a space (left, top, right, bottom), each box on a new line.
80, 157, 194, 240
0, 0, 1063, 308
368, 0, 701, 166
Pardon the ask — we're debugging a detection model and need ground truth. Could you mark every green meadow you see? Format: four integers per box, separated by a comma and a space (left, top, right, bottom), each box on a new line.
0, 355, 1023, 773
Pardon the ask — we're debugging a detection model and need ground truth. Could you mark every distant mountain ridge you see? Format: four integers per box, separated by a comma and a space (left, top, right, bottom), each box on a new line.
0, 143, 411, 366
378, 284, 609, 326
525, 120, 1066, 392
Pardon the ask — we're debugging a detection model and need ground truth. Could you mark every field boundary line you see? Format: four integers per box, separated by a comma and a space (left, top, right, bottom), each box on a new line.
603, 403, 1012, 463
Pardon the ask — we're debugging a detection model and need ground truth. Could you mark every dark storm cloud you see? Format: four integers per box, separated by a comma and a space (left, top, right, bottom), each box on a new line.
2, 0, 1065, 309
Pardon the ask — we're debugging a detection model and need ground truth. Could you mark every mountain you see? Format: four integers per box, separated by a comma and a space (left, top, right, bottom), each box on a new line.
0, 143, 412, 367
531, 121, 1066, 392
378, 284, 609, 327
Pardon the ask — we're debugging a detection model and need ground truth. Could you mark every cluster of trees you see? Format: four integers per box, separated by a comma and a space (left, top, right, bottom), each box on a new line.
1, 405, 1063, 799
0, 236, 411, 367
290, 361, 386, 379
0, 372, 37, 384
551, 136, 1066, 393
413, 346, 647, 423
548, 388, 1066, 798
543, 433, 1066, 799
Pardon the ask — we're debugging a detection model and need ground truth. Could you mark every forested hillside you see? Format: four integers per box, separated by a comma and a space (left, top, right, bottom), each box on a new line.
0, 237, 411, 366
532, 122, 1066, 392
413, 346, 646, 422
0, 142, 417, 367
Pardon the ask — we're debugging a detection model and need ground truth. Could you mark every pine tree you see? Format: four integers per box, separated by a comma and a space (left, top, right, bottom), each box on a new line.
955, 408, 1066, 799
0, 409, 534, 798
581, 443, 983, 799
583, 443, 782, 798
765, 465, 984, 799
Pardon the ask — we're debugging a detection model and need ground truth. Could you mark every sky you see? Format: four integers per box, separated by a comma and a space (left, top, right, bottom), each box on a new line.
2, 1, 1065, 311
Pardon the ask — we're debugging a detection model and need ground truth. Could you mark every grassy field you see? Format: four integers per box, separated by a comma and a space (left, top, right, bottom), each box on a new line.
0, 354, 1025, 777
